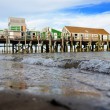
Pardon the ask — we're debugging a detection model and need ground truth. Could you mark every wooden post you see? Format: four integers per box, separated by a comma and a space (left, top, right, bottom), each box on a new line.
56, 43, 58, 52
8, 38, 11, 53
61, 33, 64, 52
90, 34, 92, 51
35, 44, 37, 53
80, 35, 82, 52
4, 43, 5, 53
30, 41, 33, 53
102, 42, 104, 51
4, 29, 9, 54
70, 34, 73, 52
64, 42, 66, 52
49, 33, 52, 53
91, 44, 94, 51
22, 44, 24, 53
98, 35, 100, 51
54, 41, 57, 52
87, 42, 91, 52
25, 31, 27, 50
107, 35, 109, 51
46, 44, 49, 53
18, 41, 20, 53
74, 44, 75, 52
41, 42, 43, 53
76, 42, 79, 52
12, 43, 14, 54
65, 41, 68, 52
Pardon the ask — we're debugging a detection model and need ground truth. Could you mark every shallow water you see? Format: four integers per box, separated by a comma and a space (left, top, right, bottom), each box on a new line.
0, 52, 110, 109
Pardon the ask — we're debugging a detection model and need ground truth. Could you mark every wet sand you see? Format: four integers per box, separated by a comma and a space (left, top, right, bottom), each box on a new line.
0, 89, 108, 110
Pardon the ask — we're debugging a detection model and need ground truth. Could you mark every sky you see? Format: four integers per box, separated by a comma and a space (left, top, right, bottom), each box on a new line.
0, 0, 110, 32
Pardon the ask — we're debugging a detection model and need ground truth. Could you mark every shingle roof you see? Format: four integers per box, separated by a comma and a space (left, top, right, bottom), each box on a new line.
65, 26, 109, 35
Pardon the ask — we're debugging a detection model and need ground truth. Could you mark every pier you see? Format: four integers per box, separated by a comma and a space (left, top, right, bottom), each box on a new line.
0, 17, 110, 54
0, 34, 110, 54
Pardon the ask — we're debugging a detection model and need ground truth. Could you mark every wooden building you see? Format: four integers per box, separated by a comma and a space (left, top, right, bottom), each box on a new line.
8, 17, 26, 39
62, 26, 110, 52
62, 26, 109, 41
0, 30, 5, 38
41, 27, 61, 40
26, 30, 40, 40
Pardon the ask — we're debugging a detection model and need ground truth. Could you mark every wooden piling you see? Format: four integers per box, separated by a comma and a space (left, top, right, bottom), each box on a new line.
61, 34, 64, 52
107, 35, 109, 51
18, 41, 20, 53
4, 43, 5, 53
70, 35, 73, 52
35, 44, 37, 53
46, 44, 49, 53
30, 41, 33, 53
12, 43, 14, 54
41, 44, 43, 53
80, 36, 82, 52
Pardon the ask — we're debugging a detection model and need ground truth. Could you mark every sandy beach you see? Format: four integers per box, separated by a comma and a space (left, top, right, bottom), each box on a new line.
0, 53, 110, 110
0, 88, 107, 110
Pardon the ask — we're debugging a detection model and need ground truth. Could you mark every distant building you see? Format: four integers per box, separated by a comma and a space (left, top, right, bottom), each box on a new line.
0, 30, 5, 38
8, 17, 26, 39
41, 27, 61, 40
62, 26, 109, 41
27, 30, 40, 40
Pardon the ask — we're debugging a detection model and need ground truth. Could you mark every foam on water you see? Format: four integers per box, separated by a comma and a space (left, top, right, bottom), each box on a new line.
78, 59, 110, 74
1, 54, 110, 74
20, 58, 110, 74
21, 57, 81, 68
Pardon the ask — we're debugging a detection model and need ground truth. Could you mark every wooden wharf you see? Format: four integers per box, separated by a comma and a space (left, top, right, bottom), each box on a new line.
0, 35, 110, 54
1, 17, 109, 54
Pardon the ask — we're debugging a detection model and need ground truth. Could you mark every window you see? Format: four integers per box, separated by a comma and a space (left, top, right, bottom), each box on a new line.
21, 32, 24, 37
74, 34, 78, 38
33, 33, 35, 35
75, 34, 77, 36
32, 33, 36, 38
81, 34, 83, 37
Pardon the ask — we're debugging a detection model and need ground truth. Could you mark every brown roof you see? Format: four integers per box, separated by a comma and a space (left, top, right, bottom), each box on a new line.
65, 26, 109, 35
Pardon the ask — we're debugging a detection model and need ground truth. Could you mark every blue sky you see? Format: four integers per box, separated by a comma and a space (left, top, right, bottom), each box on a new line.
62, 2, 110, 14
0, 0, 110, 32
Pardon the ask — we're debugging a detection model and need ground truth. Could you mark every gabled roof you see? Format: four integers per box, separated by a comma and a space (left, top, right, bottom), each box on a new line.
65, 26, 109, 35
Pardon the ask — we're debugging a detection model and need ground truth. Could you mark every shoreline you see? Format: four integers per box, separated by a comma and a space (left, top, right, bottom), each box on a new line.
0, 88, 108, 110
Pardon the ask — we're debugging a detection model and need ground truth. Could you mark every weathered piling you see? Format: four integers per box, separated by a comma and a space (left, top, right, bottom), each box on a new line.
0, 33, 110, 54
70, 35, 73, 52
48, 33, 52, 53
107, 35, 109, 51
61, 34, 64, 52
80, 35, 82, 52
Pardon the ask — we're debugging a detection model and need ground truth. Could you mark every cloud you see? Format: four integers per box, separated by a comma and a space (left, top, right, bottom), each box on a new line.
26, 11, 110, 33
0, 11, 110, 33
1, 0, 110, 16
0, 0, 110, 33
